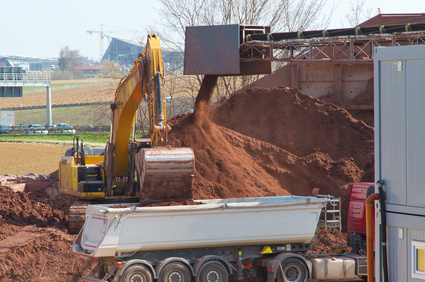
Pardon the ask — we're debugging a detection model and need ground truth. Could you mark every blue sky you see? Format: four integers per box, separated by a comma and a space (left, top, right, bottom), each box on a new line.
1, 0, 425, 60
1, 0, 158, 60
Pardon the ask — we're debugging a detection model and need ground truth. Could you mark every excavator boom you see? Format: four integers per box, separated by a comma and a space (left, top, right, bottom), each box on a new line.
110, 34, 167, 176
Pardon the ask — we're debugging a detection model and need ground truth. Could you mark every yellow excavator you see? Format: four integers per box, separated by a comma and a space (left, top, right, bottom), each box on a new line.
58, 35, 195, 233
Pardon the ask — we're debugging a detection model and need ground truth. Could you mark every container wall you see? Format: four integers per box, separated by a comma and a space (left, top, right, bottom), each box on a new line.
376, 59, 407, 206
406, 59, 425, 208
375, 45, 425, 282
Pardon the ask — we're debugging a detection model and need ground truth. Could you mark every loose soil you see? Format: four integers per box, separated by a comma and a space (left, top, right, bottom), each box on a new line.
0, 184, 94, 281
169, 86, 374, 226
0, 84, 373, 280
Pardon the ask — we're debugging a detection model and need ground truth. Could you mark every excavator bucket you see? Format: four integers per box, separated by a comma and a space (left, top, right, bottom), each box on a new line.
135, 147, 195, 201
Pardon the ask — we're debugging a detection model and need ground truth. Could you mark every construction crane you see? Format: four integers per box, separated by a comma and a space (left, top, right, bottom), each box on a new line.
87, 24, 141, 61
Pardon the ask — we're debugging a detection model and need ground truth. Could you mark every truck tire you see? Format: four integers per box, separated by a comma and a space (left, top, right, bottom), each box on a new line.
276, 258, 307, 282
159, 262, 191, 282
121, 264, 153, 282
196, 261, 228, 282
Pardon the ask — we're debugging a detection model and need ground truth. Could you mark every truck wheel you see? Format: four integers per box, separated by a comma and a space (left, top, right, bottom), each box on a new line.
196, 261, 228, 282
122, 264, 153, 282
276, 258, 307, 282
159, 262, 191, 282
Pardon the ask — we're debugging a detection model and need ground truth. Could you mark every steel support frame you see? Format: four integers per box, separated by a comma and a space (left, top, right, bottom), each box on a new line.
240, 32, 425, 63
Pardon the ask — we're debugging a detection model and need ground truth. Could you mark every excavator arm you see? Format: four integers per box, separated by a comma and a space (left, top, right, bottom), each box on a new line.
104, 34, 193, 200
108, 34, 169, 177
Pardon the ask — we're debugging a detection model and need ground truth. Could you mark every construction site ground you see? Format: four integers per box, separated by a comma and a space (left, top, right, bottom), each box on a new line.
0, 81, 374, 281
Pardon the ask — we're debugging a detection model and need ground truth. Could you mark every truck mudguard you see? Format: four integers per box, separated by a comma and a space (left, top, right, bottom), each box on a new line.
117, 259, 157, 280
192, 255, 234, 276
265, 253, 312, 281
155, 257, 195, 277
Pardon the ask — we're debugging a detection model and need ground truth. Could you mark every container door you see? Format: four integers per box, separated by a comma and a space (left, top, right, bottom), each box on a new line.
406, 59, 425, 208
376, 59, 407, 205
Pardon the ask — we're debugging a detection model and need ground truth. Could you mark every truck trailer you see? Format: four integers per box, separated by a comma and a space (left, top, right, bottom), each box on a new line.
73, 195, 366, 282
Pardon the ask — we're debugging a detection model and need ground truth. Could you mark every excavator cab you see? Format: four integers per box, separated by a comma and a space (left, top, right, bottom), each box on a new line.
59, 136, 105, 198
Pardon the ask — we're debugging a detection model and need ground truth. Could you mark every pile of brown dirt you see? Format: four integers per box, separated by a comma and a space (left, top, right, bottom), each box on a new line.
308, 229, 351, 254
210, 87, 374, 178
169, 115, 288, 199
0, 185, 94, 281
169, 86, 374, 230
0, 225, 95, 281
0, 185, 74, 230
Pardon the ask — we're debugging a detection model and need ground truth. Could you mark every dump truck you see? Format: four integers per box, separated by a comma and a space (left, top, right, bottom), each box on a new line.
74, 195, 367, 282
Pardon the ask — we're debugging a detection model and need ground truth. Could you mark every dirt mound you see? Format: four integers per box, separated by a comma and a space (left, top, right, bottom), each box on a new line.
210, 87, 374, 182
169, 117, 361, 199
169, 86, 374, 230
0, 185, 75, 230
169, 115, 284, 199
308, 229, 351, 254
0, 185, 92, 281
0, 225, 95, 281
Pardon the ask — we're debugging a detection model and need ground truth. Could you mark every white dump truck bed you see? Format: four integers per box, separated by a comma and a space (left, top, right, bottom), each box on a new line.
74, 196, 327, 257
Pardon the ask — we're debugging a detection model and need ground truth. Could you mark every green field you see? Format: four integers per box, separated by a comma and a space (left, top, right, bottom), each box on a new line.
0, 132, 110, 144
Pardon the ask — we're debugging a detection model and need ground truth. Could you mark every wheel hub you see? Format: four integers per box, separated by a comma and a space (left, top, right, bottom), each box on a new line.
168, 271, 183, 282
130, 273, 143, 282
205, 270, 220, 282
285, 265, 301, 281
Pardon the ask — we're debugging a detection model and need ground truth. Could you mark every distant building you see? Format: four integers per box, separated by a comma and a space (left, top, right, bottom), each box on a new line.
71, 65, 103, 76
102, 36, 183, 72
102, 37, 141, 68
0, 56, 57, 71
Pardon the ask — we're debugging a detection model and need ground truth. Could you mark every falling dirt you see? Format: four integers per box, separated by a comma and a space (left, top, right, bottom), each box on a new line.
193, 75, 218, 127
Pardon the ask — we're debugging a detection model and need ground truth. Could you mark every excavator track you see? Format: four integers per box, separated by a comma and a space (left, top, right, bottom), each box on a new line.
68, 200, 90, 234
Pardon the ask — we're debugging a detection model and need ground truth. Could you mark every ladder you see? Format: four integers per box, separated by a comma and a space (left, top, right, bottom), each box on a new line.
316, 194, 342, 232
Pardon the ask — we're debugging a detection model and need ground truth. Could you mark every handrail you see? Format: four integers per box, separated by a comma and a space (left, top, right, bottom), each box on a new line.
0, 71, 51, 82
